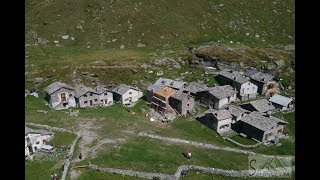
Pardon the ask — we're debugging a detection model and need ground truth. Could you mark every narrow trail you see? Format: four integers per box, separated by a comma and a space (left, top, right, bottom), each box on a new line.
137, 132, 295, 159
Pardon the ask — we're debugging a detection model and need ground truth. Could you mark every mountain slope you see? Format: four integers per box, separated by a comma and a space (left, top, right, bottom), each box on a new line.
25, 0, 295, 49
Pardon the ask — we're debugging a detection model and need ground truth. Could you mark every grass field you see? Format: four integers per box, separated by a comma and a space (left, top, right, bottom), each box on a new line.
76, 136, 249, 174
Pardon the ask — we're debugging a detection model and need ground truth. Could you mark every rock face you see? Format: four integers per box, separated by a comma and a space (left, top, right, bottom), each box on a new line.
274, 60, 286, 68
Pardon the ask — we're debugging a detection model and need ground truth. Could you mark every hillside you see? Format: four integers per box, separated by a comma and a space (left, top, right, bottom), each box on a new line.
26, 0, 294, 49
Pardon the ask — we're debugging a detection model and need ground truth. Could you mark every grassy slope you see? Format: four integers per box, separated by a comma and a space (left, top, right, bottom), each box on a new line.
76, 136, 248, 174
26, 0, 294, 49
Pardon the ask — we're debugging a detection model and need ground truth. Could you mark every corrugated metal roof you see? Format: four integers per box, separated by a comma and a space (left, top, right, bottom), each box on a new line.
269, 94, 293, 107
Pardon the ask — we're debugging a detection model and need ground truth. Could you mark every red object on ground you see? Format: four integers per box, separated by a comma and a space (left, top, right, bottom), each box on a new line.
185, 149, 189, 155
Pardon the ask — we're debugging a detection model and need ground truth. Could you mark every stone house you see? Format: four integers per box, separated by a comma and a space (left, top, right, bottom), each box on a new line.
25, 127, 54, 157
198, 85, 237, 109
269, 94, 294, 111
183, 81, 209, 100
112, 84, 143, 105
232, 112, 287, 142
146, 78, 186, 102
94, 85, 114, 107
169, 91, 195, 115
243, 69, 279, 97
75, 85, 100, 108
240, 99, 275, 114
44, 82, 77, 110
216, 70, 258, 101
196, 109, 233, 134
150, 87, 176, 115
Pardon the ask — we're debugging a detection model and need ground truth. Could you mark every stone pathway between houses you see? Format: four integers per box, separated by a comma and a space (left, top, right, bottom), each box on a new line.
72, 164, 294, 180
26, 123, 295, 180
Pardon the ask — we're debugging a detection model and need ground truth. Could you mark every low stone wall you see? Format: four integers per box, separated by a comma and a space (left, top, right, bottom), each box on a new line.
74, 164, 174, 179
74, 164, 294, 180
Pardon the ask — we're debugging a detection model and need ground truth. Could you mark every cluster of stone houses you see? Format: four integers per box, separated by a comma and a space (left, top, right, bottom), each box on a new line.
147, 69, 293, 142
25, 127, 54, 157
44, 82, 143, 110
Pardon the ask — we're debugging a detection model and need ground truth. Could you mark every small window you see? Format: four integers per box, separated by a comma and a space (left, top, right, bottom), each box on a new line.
252, 87, 255, 90
101, 100, 103, 102
247, 88, 249, 91
84, 101, 88, 104
187, 104, 190, 106
36, 141, 40, 144
69, 94, 73, 97
90, 93, 93, 96
84, 94, 87, 97
94, 99, 97, 101
129, 92, 132, 95
104, 93, 108, 96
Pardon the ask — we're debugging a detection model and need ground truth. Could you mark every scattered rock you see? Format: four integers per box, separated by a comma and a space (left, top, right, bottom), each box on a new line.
35, 38, 48, 45
112, 39, 117, 42
274, 60, 286, 68
37, 110, 48, 114
255, 34, 260, 38
70, 37, 75, 40
120, 44, 125, 49
137, 43, 146, 47
284, 44, 295, 51
173, 63, 181, 69
53, 40, 59, 44
156, 70, 163, 76
34, 77, 44, 84
61, 35, 69, 40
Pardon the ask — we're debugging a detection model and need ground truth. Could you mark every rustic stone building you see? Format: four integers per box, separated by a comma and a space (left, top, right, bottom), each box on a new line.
112, 84, 143, 105
150, 87, 176, 115
95, 85, 113, 107
44, 82, 77, 110
232, 112, 287, 142
169, 91, 195, 115
216, 70, 258, 101
198, 85, 237, 109
146, 78, 186, 102
75, 85, 100, 108
240, 99, 275, 114
243, 69, 279, 97
196, 109, 233, 134
183, 81, 209, 100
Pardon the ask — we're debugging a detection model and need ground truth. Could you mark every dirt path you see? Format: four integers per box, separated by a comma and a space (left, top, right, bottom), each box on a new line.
137, 132, 294, 159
